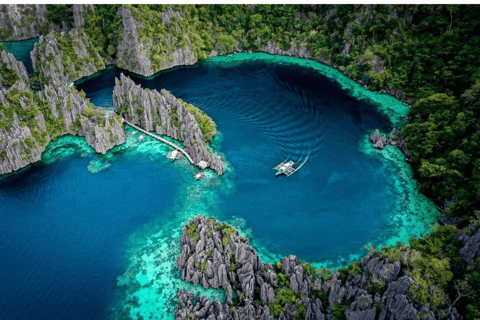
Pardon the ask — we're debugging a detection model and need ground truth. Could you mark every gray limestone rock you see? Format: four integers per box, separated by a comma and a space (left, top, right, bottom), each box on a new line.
370, 129, 387, 149
115, 6, 196, 77
261, 41, 312, 59
0, 49, 125, 176
0, 50, 30, 90
0, 5, 48, 41
32, 29, 106, 87
113, 73, 224, 174
388, 128, 410, 158
73, 4, 94, 28
458, 224, 480, 263
174, 217, 460, 320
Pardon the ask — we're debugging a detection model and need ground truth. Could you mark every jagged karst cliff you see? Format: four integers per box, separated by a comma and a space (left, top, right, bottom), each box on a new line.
73, 4, 94, 28
115, 6, 196, 77
175, 216, 462, 320
0, 4, 48, 41
31, 28, 106, 87
0, 48, 125, 175
113, 73, 224, 174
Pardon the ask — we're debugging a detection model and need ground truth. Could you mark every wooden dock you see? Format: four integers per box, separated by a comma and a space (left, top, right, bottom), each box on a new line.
122, 119, 195, 165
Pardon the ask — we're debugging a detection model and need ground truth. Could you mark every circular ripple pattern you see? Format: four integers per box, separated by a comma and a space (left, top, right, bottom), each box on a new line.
0, 52, 440, 320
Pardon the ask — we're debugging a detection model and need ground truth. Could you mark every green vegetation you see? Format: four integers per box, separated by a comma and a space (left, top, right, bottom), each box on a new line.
3, 5, 480, 317
186, 222, 198, 241
46, 5, 74, 30
0, 65, 20, 87
180, 100, 217, 141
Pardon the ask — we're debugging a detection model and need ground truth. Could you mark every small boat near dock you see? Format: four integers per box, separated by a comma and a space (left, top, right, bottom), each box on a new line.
167, 149, 184, 161
193, 171, 205, 180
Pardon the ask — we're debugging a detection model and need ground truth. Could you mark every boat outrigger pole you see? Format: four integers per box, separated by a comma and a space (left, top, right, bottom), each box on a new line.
273, 155, 309, 177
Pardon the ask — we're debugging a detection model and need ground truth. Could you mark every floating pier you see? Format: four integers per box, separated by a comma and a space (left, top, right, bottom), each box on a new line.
122, 119, 195, 165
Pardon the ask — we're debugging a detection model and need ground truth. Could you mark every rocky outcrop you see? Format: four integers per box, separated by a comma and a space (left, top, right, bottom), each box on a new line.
174, 216, 457, 320
73, 4, 94, 28
261, 41, 312, 59
456, 221, 480, 264
40, 84, 126, 154
113, 74, 224, 174
388, 128, 410, 158
0, 48, 125, 175
31, 29, 106, 87
0, 5, 48, 41
440, 195, 460, 226
370, 129, 387, 149
0, 48, 30, 90
115, 6, 196, 77
370, 128, 411, 159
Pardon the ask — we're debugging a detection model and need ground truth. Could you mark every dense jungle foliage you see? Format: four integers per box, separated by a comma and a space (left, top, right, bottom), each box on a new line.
2, 4, 480, 318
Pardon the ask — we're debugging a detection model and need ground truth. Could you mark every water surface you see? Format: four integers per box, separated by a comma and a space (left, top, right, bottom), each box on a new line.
3, 38, 39, 74
0, 51, 440, 320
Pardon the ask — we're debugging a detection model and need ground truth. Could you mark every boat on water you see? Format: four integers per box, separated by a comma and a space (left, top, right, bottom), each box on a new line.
273, 156, 309, 177
193, 171, 205, 180
167, 149, 183, 162
274, 160, 295, 176
67, 82, 74, 87
139, 134, 145, 141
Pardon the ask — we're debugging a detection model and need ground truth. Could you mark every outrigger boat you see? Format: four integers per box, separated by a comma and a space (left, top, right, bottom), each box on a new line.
274, 160, 295, 176
193, 171, 205, 180
273, 156, 309, 177
166, 149, 183, 162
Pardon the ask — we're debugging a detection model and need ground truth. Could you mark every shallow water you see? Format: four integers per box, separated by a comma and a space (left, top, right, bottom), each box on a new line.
0, 51, 440, 320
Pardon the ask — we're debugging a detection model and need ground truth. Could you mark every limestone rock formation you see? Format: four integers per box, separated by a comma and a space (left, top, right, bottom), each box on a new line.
388, 128, 410, 158
40, 83, 126, 154
0, 48, 30, 90
370, 129, 387, 149
456, 222, 480, 264
113, 73, 224, 174
0, 5, 48, 41
0, 48, 125, 176
261, 41, 312, 59
174, 216, 457, 320
115, 6, 196, 77
31, 29, 106, 87
73, 4, 94, 28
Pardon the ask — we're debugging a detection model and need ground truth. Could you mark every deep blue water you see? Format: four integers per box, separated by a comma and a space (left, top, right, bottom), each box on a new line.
0, 140, 187, 320
77, 61, 393, 259
0, 51, 438, 320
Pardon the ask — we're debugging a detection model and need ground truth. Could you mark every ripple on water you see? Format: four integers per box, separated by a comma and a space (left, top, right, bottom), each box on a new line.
0, 50, 440, 320
105, 54, 439, 319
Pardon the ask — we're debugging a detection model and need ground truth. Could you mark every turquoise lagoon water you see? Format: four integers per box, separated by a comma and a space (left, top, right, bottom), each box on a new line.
0, 48, 440, 320
3, 38, 39, 74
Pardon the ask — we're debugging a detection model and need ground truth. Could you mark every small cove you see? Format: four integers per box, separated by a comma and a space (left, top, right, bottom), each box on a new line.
0, 44, 441, 320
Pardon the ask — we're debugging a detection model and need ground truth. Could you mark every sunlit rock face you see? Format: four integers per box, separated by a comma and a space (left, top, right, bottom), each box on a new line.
113, 73, 224, 174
